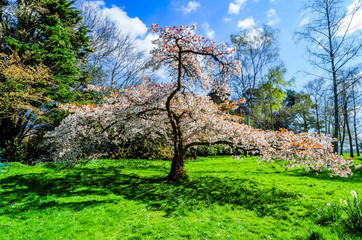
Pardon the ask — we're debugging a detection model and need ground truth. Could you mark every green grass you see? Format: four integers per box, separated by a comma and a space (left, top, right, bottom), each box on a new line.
0, 156, 361, 239
342, 152, 362, 161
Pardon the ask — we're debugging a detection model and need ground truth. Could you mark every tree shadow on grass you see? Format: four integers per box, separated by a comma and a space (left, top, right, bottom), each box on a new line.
0, 165, 299, 218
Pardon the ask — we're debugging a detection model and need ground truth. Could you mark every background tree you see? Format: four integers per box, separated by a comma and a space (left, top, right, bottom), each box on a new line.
2, 0, 90, 98
0, 51, 53, 158
78, 0, 152, 89
305, 78, 326, 134
338, 68, 361, 157
0, 0, 91, 160
296, 0, 362, 152
252, 65, 290, 130
293, 91, 315, 133
230, 25, 282, 126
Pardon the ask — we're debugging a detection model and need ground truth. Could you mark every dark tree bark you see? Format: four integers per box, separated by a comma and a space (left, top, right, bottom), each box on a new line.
339, 114, 345, 155
166, 149, 187, 181
345, 110, 354, 158
164, 47, 186, 180
341, 89, 354, 158
352, 86, 360, 156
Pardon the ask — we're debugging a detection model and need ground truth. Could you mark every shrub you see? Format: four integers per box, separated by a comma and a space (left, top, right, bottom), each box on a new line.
110, 137, 173, 160
344, 190, 362, 236
316, 190, 362, 237
186, 144, 234, 158
316, 202, 342, 226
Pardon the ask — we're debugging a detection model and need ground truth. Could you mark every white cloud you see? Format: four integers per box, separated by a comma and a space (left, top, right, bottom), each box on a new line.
135, 33, 158, 57
223, 16, 232, 22
337, 0, 362, 36
237, 17, 255, 29
104, 6, 148, 37
228, 0, 247, 15
299, 18, 309, 26
267, 9, 280, 26
245, 28, 264, 49
83, 1, 156, 56
177, 1, 201, 15
202, 22, 215, 39
270, 0, 276, 3
317, 37, 325, 50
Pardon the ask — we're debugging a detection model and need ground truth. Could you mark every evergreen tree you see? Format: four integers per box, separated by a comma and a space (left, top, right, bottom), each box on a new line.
0, 0, 91, 161
4, 0, 91, 101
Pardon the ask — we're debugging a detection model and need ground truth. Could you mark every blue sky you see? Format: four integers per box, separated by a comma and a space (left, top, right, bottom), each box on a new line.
91, 0, 361, 90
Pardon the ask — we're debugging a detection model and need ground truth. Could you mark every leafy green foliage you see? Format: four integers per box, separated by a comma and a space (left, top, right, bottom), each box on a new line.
273, 90, 316, 133
0, 0, 91, 161
252, 66, 290, 130
1, 0, 91, 102
34, 0, 90, 101
0, 51, 57, 161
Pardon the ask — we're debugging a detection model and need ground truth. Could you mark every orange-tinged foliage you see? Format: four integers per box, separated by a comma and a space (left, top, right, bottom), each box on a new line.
0, 51, 52, 118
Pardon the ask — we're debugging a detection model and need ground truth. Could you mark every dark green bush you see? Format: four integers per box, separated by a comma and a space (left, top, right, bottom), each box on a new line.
110, 137, 173, 160
187, 144, 233, 158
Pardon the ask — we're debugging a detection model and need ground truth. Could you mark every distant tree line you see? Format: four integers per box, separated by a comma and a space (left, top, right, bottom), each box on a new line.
229, 0, 361, 158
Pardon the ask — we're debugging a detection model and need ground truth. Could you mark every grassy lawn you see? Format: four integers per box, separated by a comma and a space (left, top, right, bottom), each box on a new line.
0, 155, 361, 239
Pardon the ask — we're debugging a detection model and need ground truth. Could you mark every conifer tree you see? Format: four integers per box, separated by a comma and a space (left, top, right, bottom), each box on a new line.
0, 0, 91, 161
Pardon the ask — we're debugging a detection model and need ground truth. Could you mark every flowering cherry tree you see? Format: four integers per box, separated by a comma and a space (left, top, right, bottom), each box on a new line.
147, 24, 242, 180
46, 25, 359, 180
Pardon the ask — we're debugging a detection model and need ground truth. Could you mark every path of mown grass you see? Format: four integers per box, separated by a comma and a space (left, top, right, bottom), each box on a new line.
0, 155, 361, 239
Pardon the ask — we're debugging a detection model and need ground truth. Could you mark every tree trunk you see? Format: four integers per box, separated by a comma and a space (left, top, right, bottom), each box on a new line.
341, 94, 353, 158
325, 3, 339, 153
339, 115, 345, 155
315, 104, 320, 134
331, 60, 339, 153
324, 101, 328, 135
352, 86, 360, 156
166, 151, 187, 181
345, 111, 353, 158
164, 46, 188, 182
0, 117, 18, 159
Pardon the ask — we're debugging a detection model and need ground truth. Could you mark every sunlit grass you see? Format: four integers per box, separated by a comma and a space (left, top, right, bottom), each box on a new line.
0, 156, 361, 239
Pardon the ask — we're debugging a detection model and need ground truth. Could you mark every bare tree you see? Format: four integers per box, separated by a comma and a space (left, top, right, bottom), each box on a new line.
77, 0, 151, 89
339, 79, 351, 157
337, 68, 361, 157
321, 91, 334, 135
296, 0, 362, 152
230, 25, 282, 126
305, 78, 327, 134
